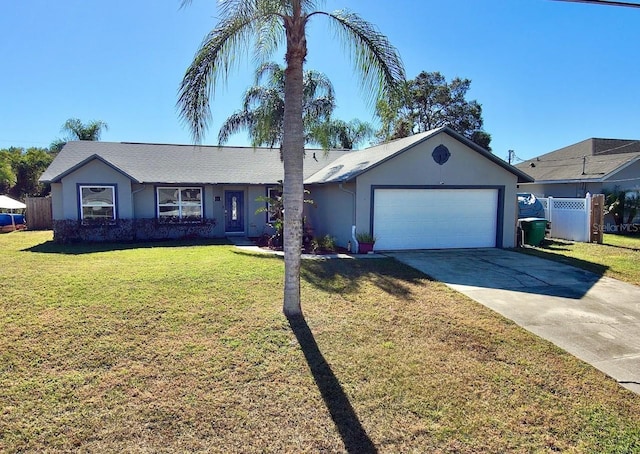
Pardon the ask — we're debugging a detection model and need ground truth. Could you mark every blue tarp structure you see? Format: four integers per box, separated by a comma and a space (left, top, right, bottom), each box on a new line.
0, 213, 25, 226
517, 193, 545, 219
0, 195, 27, 232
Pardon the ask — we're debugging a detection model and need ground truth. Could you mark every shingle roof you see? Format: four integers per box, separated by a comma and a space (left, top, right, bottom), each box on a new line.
305, 126, 533, 184
40, 141, 351, 184
515, 138, 640, 183
41, 128, 533, 186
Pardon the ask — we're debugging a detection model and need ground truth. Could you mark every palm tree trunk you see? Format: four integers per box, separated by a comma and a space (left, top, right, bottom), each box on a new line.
282, 13, 307, 317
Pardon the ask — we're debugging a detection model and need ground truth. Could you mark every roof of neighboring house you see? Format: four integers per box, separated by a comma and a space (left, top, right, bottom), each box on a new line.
40, 141, 352, 184
515, 138, 640, 183
304, 126, 533, 184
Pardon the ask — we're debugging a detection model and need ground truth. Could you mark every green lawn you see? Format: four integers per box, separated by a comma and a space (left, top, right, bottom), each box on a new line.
519, 234, 640, 286
1, 231, 639, 453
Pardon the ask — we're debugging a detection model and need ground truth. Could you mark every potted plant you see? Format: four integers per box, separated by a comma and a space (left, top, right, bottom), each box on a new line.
356, 231, 376, 254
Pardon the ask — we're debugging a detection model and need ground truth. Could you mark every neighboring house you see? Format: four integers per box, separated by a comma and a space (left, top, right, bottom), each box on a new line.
39, 127, 532, 249
515, 138, 640, 198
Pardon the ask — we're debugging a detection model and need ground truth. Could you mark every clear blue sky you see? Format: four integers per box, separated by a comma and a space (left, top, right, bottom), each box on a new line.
1, 0, 639, 162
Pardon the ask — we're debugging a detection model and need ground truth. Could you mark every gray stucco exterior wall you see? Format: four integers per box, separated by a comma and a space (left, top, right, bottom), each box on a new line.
45, 132, 525, 246
59, 159, 133, 220
50, 183, 63, 220
522, 182, 604, 198
353, 134, 519, 248
49, 158, 277, 242
604, 160, 640, 193
306, 182, 356, 247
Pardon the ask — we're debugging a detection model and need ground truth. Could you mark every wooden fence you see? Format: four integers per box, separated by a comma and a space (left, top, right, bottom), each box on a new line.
590, 194, 605, 244
25, 197, 52, 230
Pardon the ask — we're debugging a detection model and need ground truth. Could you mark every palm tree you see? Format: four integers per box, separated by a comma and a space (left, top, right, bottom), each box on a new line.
178, 0, 404, 316
309, 118, 374, 150
218, 62, 336, 148
61, 118, 109, 141
50, 118, 109, 153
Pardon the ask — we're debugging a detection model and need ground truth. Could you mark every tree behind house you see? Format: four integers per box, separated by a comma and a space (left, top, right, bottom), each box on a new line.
219, 62, 374, 150
50, 118, 109, 152
218, 62, 336, 148
0, 147, 54, 199
376, 71, 491, 150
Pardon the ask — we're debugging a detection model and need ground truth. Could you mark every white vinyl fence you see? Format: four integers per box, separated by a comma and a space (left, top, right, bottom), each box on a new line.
538, 196, 591, 242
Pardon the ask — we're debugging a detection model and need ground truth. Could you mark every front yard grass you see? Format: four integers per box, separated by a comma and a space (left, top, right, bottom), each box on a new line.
1, 231, 639, 453
519, 234, 640, 286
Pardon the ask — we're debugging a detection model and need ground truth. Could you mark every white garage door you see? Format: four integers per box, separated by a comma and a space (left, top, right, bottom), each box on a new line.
373, 188, 499, 250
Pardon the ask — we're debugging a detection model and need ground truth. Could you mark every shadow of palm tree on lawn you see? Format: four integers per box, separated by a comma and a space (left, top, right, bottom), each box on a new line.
300, 258, 427, 299
287, 314, 377, 454
23, 238, 231, 254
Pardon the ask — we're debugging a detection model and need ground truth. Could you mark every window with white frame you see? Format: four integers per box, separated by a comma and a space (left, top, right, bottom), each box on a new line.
157, 187, 203, 221
266, 186, 282, 223
79, 185, 116, 222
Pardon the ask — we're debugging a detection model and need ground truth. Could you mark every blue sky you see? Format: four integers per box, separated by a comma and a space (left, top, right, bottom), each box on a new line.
1, 0, 639, 162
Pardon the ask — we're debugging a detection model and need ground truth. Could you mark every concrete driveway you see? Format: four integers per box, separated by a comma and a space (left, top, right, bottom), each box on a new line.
387, 249, 640, 395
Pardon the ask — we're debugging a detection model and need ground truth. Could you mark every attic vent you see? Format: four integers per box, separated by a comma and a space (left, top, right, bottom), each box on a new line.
432, 145, 451, 165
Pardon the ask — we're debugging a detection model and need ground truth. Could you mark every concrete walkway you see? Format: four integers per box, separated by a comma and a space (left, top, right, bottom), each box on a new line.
388, 249, 640, 395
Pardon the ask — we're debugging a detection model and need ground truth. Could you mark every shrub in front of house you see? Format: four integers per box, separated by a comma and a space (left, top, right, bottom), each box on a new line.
52, 218, 218, 243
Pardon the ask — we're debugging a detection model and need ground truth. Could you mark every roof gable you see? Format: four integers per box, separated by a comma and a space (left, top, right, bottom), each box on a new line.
45, 154, 140, 183
305, 127, 533, 184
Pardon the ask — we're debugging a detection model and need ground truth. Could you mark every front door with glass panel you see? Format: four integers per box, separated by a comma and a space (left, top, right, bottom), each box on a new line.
224, 191, 244, 232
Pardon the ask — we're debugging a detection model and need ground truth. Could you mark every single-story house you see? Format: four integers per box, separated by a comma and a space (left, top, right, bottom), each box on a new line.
515, 138, 640, 198
39, 126, 533, 249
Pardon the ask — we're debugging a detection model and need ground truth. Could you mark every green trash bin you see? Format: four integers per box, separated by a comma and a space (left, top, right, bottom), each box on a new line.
520, 217, 547, 246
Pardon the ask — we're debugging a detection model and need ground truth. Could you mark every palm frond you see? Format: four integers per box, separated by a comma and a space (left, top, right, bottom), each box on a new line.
316, 9, 405, 105
307, 117, 373, 150
302, 69, 335, 101
253, 111, 283, 148
254, 12, 285, 63
298, 0, 325, 14
218, 0, 262, 21
303, 97, 334, 122
218, 111, 255, 144
255, 61, 281, 82
551, 0, 640, 8
243, 85, 273, 110
217, 60, 339, 148
177, 14, 258, 143
178, 2, 286, 143
61, 118, 108, 141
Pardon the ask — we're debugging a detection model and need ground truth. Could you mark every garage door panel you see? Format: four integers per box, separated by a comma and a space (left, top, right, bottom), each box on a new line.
373, 189, 498, 250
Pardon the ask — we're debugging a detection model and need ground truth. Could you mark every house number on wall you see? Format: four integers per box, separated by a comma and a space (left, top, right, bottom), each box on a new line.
432, 144, 451, 165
